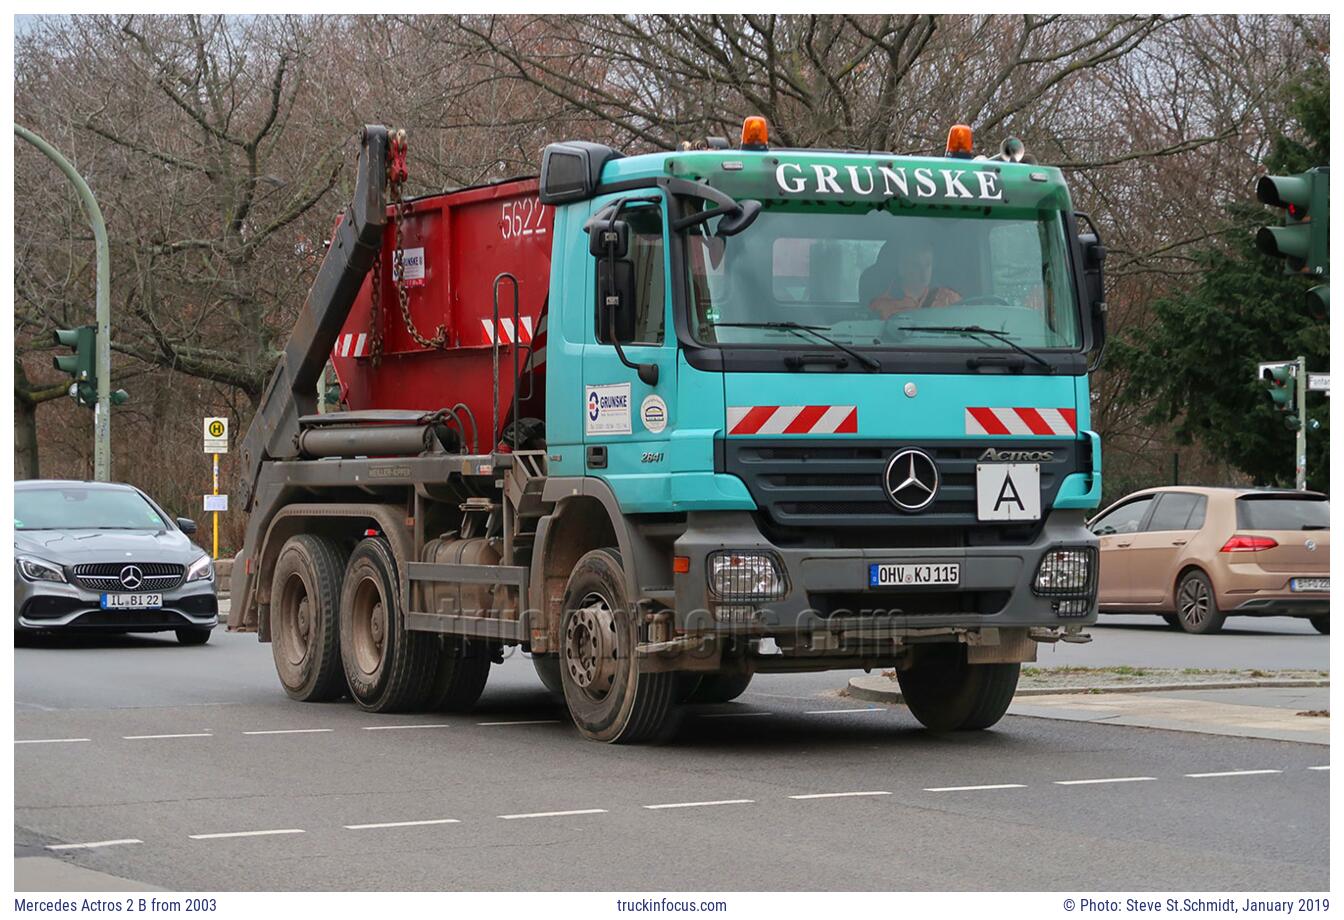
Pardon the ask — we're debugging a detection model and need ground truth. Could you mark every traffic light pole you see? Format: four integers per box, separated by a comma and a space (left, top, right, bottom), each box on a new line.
1296, 355, 1308, 491
15, 125, 112, 482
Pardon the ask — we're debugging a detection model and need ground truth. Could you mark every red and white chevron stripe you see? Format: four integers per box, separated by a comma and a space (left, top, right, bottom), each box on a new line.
481, 316, 535, 345
965, 406, 1077, 436
727, 405, 858, 436
333, 333, 370, 359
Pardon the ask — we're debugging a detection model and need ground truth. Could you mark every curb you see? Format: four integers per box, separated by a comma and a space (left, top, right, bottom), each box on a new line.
847, 675, 1330, 705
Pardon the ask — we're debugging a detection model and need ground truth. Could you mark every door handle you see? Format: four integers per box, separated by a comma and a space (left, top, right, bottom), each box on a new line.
1171, 539, 1187, 546
1115, 542, 1132, 548
586, 445, 607, 470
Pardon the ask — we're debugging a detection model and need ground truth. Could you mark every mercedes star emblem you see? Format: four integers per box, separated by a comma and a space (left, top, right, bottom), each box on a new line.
884, 449, 939, 512
119, 565, 145, 590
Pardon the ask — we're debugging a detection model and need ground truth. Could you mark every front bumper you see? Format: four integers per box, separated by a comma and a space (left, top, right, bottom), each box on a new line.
672, 509, 1098, 635
15, 577, 218, 632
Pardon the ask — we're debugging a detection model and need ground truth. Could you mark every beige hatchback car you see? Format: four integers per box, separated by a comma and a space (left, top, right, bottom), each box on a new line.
1089, 487, 1329, 634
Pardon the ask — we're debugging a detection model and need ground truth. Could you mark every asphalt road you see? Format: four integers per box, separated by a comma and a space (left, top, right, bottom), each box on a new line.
14, 622, 1329, 891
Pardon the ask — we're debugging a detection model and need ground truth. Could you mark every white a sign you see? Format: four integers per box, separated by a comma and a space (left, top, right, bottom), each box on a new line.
976, 463, 1042, 521
585, 383, 632, 436
203, 417, 229, 454
204, 494, 229, 513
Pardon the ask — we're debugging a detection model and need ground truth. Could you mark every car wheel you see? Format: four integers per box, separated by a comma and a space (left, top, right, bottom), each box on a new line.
1161, 614, 1181, 629
1175, 571, 1225, 635
1310, 615, 1329, 635
271, 534, 348, 702
175, 627, 212, 646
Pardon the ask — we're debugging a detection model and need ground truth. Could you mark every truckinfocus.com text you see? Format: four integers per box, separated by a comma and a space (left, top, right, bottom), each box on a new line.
616, 898, 729, 912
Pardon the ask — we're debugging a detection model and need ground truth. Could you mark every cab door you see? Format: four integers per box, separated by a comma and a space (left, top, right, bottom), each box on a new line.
580, 195, 678, 510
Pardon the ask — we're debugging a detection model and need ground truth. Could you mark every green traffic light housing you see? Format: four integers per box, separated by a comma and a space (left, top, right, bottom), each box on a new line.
1261, 363, 1295, 410
52, 325, 97, 381
1255, 167, 1329, 276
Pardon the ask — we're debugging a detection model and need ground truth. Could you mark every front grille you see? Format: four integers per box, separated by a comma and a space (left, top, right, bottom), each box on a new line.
73, 562, 185, 592
720, 438, 1079, 534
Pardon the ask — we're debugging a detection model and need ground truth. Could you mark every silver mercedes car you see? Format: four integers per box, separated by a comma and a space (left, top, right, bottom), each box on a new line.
14, 480, 218, 645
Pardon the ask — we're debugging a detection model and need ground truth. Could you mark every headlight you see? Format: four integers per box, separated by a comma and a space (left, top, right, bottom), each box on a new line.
16, 555, 66, 583
1033, 547, 1095, 596
708, 550, 787, 601
185, 554, 215, 583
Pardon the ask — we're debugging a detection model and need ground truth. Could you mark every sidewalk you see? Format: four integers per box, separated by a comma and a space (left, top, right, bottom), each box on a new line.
848, 676, 1330, 745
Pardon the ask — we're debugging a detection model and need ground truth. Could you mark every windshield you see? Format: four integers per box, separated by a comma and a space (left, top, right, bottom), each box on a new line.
686, 204, 1080, 351
14, 486, 170, 531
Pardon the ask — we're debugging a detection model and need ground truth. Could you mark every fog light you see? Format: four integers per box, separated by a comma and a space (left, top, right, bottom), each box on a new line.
1053, 598, 1091, 617
1033, 547, 1096, 596
708, 551, 786, 601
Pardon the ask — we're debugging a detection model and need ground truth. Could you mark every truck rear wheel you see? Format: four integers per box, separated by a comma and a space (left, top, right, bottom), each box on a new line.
558, 548, 679, 743
896, 643, 1020, 732
339, 537, 437, 712
270, 534, 347, 702
428, 638, 493, 711
532, 654, 566, 702
684, 672, 753, 704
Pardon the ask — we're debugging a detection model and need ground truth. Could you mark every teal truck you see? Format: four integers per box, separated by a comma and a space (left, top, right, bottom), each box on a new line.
231, 121, 1106, 743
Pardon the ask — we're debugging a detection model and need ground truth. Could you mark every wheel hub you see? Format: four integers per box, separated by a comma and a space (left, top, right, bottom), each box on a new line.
564, 593, 618, 696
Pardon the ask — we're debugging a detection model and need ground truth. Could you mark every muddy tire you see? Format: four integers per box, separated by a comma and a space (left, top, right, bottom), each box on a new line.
175, 627, 212, 646
428, 638, 494, 711
1310, 615, 1329, 635
558, 548, 680, 743
339, 537, 437, 712
532, 654, 566, 702
270, 535, 347, 702
896, 643, 1020, 732
685, 672, 753, 704
1175, 571, 1225, 635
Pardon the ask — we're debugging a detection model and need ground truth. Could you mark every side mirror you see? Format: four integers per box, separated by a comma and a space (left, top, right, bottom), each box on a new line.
588, 218, 630, 258
177, 517, 198, 535
716, 200, 762, 238
1075, 212, 1108, 363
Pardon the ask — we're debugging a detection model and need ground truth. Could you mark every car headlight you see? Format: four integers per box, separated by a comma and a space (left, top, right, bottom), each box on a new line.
16, 555, 66, 584
1033, 547, 1096, 596
707, 550, 787, 601
185, 554, 215, 583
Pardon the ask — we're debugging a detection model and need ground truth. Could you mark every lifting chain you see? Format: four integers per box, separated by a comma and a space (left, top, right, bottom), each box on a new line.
368, 128, 446, 362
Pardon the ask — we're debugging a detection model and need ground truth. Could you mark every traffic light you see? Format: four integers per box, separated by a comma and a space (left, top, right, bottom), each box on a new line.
1255, 167, 1329, 276
52, 325, 96, 406
1260, 363, 1295, 411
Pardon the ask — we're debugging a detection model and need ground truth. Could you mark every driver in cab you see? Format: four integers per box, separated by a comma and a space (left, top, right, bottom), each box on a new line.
861, 238, 961, 320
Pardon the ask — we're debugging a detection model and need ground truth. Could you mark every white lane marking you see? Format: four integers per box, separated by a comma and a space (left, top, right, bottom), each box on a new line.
700, 711, 772, 718
242, 728, 335, 735
1309, 765, 1330, 771
803, 708, 882, 715
643, 799, 755, 810
15, 738, 90, 745
1054, 776, 1155, 786
790, 791, 892, 799
362, 724, 452, 731
189, 829, 305, 840
476, 719, 561, 726
924, 784, 1027, 792
46, 839, 142, 851
1185, 769, 1282, 778
123, 733, 213, 740
498, 809, 607, 820
344, 818, 461, 830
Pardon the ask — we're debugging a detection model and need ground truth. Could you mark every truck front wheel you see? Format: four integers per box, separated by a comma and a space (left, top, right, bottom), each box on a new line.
558, 548, 680, 743
270, 534, 347, 702
896, 643, 1020, 732
339, 537, 437, 712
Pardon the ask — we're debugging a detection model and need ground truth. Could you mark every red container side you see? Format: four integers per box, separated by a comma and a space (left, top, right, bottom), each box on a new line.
330, 176, 553, 450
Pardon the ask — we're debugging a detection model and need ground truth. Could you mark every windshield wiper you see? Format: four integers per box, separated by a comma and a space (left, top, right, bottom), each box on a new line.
893, 324, 1051, 370
714, 321, 880, 372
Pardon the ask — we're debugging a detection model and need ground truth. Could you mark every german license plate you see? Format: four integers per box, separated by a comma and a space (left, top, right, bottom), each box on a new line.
1290, 577, 1330, 592
100, 593, 163, 610
869, 563, 960, 588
